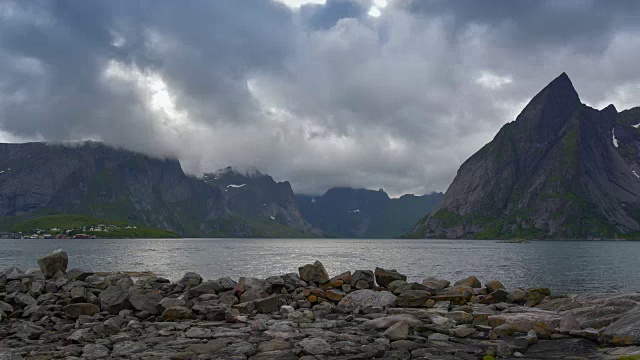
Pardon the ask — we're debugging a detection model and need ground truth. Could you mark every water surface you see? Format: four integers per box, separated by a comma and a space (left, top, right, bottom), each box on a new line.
1, 238, 637, 294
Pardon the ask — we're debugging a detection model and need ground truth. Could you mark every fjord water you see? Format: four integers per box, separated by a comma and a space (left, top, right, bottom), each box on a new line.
1, 238, 637, 294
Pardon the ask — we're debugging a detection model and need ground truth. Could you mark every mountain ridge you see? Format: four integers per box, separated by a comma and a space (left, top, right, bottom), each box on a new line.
408, 73, 640, 239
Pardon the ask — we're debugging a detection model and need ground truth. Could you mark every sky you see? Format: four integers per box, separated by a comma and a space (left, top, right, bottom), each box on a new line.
1, 0, 640, 196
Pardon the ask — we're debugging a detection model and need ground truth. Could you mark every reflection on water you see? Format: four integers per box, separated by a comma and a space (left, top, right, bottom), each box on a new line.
0, 238, 638, 294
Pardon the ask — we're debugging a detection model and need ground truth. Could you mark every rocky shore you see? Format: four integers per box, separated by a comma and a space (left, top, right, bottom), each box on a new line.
1, 250, 640, 359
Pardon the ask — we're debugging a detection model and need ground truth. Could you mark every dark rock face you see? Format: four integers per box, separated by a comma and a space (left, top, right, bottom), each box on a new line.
409, 73, 640, 239
202, 166, 321, 237
297, 188, 443, 238
0, 142, 321, 238
298, 261, 330, 284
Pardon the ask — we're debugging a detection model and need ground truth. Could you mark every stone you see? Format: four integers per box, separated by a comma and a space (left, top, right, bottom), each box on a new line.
428, 333, 449, 341
189, 281, 220, 298
338, 289, 397, 310
388, 280, 409, 293
255, 295, 280, 314
37, 249, 68, 279
351, 270, 375, 288
99, 285, 132, 314
601, 307, 640, 345
452, 326, 475, 338
129, 289, 162, 314
488, 311, 562, 339
363, 314, 422, 329
178, 272, 202, 288
453, 276, 482, 289
258, 339, 291, 352
422, 277, 450, 291
485, 279, 505, 293
66, 268, 94, 281
298, 260, 330, 284
330, 271, 352, 285
395, 290, 431, 307
16, 321, 44, 340
68, 328, 93, 343
189, 340, 227, 354
430, 315, 456, 328
299, 337, 332, 355
82, 344, 110, 359
158, 297, 186, 311
355, 279, 369, 289
446, 311, 473, 324
112, 341, 147, 357
162, 306, 192, 321
64, 303, 100, 319
491, 289, 509, 302
0, 351, 23, 360
0, 301, 13, 314
217, 276, 237, 291
374, 267, 407, 288
15, 293, 37, 307
325, 289, 347, 302
70, 286, 88, 302
384, 320, 409, 340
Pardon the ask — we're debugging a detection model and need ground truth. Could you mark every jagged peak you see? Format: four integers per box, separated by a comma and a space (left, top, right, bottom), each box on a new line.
540, 72, 579, 100
601, 104, 618, 117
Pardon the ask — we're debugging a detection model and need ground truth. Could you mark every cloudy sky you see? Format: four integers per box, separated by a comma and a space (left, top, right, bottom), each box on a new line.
1, 0, 640, 196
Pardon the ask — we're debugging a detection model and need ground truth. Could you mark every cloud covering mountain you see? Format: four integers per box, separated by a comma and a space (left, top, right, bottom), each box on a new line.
1, 0, 640, 195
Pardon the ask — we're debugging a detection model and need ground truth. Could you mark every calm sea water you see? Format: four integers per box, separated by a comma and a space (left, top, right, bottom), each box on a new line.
0, 239, 638, 294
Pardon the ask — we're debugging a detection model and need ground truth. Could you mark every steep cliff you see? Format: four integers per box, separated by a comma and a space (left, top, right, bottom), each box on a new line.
409, 73, 640, 239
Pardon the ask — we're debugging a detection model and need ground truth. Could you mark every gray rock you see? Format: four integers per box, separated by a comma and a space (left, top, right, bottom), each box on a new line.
16, 321, 45, 340
129, 289, 162, 315
162, 306, 192, 321
375, 267, 407, 288
454, 276, 481, 288
64, 303, 100, 319
0, 300, 14, 314
255, 295, 280, 314
428, 333, 449, 341
178, 272, 202, 288
298, 260, 329, 284
0, 351, 23, 360
158, 297, 186, 311
37, 249, 68, 279
485, 279, 505, 293
15, 293, 37, 307
99, 285, 132, 314
82, 344, 110, 359
363, 314, 422, 330
299, 337, 332, 355
384, 320, 409, 340
338, 289, 397, 311
258, 339, 291, 352
600, 307, 640, 345
189, 281, 221, 298
217, 277, 237, 291
351, 270, 375, 289
395, 290, 431, 307
112, 341, 147, 357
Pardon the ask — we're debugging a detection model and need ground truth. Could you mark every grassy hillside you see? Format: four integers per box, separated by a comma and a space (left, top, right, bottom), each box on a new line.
7, 214, 180, 238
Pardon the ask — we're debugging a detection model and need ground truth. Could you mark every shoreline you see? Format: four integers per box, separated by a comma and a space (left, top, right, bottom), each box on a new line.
1, 250, 639, 359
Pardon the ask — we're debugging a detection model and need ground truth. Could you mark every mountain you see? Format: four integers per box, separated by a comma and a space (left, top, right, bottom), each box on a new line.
408, 73, 640, 240
296, 187, 443, 238
202, 167, 321, 236
0, 142, 318, 238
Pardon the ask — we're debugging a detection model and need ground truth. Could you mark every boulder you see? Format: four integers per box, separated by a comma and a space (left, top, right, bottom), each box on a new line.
600, 307, 640, 345
374, 267, 407, 288
16, 322, 44, 340
299, 337, 332, 355
422, 277, 450, 291
37, 249, 68, 279
384, 320, 409, 340
255, 295, 280, 314
64, 303, 100, 319
158, 297, 186, 311
351, 270, 375, 289
99, 286, 132, 314
217, 277, 238, 291
189, 282, 220, 298
395, 290, 431, 308
82, 344, 110, 359
298, 261, 330, 284
454, 276, 481, 289
338, 289, 397, 311
488, 311, 562, 339
129, 290, 162, 315
162, 306, 192, 321
485, 279, 505, 293
363, 314, 422, 330
178, 272, 202, 289
325, 289, 347, 302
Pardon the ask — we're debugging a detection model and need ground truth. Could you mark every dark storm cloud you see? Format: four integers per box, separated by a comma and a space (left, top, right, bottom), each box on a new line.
1, 0, 640, 196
